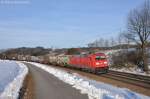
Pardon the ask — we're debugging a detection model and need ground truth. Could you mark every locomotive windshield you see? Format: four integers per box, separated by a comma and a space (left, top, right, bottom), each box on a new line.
95, 56, 106, 60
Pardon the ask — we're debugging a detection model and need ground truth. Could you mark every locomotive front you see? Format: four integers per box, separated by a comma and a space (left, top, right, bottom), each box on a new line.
92, 53, 109, 73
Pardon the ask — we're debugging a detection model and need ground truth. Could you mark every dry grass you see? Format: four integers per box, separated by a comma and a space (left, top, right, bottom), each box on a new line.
18, 71, 35, 99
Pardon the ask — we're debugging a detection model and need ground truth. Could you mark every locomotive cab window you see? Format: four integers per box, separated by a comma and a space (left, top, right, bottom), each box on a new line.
95, 56, 106, 60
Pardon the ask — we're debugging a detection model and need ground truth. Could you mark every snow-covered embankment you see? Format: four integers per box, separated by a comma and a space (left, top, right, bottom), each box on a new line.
0, 60, 28, 99
28, 62, 150, 99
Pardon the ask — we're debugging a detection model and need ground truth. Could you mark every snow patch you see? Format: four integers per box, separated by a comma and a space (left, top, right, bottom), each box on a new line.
0, 60, 28, 99
28, 62, 150, 99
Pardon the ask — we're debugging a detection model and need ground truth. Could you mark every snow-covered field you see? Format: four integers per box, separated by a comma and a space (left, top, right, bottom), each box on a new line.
0, 60, 28, 99
28, 62, 150, 99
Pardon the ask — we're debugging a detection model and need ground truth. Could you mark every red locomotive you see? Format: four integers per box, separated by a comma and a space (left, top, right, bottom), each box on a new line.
69, 53, 109, 73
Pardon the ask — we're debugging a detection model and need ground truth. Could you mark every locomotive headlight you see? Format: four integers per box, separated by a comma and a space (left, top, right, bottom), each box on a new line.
104, 62, 107, 64
96, 62, 100, 65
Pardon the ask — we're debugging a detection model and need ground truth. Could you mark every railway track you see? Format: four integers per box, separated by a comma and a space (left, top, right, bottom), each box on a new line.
48, 64, 150, 89
102, 70, 150, 89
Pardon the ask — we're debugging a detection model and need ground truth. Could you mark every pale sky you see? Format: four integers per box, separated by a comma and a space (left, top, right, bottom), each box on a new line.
0, 0, 144, 48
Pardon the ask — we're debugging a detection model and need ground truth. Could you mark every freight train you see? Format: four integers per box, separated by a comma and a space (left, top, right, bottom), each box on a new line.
13, 52, 109, 73
40, 52, 109, 73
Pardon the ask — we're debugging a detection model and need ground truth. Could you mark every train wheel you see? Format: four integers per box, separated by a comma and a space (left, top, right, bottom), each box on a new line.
105, 69, 109, 73
92, 69, 97, 74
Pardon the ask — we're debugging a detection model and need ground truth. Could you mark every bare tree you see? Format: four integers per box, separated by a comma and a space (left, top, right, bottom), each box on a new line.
110, 37, 116, 47
127, 0, 150, 71
98, 38, 104, 47
104, 39, 109, 47
118, 33, 123, 49
94, 40, 99, 47
122, 31, 132, 51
